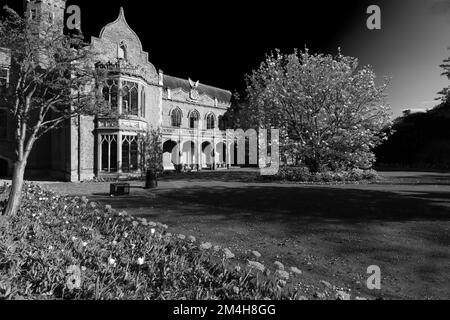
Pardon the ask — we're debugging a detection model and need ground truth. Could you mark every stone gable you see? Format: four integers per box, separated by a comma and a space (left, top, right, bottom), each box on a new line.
90, 8, 158, 84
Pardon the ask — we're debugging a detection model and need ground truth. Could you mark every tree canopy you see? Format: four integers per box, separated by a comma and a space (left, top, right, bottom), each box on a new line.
243, 48, 392, 172
0, 6, 107, 216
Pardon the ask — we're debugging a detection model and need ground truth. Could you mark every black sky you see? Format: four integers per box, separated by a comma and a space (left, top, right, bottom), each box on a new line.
4, 0, 450, 117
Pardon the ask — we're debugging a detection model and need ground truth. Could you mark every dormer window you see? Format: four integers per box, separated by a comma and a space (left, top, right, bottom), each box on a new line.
118, 41, 127, 60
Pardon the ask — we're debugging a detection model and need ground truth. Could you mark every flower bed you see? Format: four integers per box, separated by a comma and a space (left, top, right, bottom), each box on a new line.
0, 184, 302, 300
260, 167, 380, 184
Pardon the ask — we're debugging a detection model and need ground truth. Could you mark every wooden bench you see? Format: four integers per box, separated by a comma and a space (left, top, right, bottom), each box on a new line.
110, 183, 130, 196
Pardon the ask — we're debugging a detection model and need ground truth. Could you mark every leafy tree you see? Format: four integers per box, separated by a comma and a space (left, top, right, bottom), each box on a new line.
0, 7, 107, 216
437, 48, 450, 103
245, 48, 392, 172
138, 126, 163, 175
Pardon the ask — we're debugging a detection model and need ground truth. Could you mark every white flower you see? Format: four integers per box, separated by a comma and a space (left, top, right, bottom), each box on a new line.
112, 240, 117, 246
150, 228, 156, 235
137, 257, 145, 265
82, 242, 88, 247
124, 232, 128, 238
71, 236, 77, 241
48, 245, 54, 250
108, 257, 116, 266
247, 260, 265, 273
251, 250, 262, 258
200, 242, 212, 250
223, 248, 235, 259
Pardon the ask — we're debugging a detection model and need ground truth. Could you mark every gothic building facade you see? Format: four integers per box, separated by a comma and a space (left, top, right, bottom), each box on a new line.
0, 0, 232, 181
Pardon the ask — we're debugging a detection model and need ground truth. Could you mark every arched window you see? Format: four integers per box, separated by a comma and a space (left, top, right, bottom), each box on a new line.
101, 135, 117, 172
102, 80, 118, 111
130, 87, 138, 115
122, 85, 130, 113
110, 84, 118, 110
122, 81, 139, 115
122, 135, 138, 172
189, 110, 200, 129
171, 108, 182, 127
140, 87, 146, 117
206, 113, 215, 130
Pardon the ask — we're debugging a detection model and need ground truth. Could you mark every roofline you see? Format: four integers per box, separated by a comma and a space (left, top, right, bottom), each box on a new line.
164, 74, 232, 95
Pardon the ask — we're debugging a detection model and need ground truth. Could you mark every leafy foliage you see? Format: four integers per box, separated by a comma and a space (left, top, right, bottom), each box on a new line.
138, 127, 163, 175
260, 166, 379, 183
0, 6, 108, 215
244, 48, 392, 172
375, 103, 450, 169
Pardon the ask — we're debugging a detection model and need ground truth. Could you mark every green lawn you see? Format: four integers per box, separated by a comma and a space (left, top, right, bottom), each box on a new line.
48, 170, 450, 299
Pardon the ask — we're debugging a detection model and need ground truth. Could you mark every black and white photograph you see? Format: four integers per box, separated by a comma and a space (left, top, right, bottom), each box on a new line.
0, 0, 449, 310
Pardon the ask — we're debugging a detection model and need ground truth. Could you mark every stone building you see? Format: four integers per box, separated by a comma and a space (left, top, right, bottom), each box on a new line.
0, 0, 232, 181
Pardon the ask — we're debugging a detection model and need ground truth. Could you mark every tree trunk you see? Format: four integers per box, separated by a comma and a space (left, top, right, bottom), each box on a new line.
4, 160, 27, 216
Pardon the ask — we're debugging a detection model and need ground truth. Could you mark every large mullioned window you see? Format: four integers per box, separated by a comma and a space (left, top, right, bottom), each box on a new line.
101, 135, 117, 172
102, 79, 119, 111
121, 135, 138, 172
122, 81, 139, 116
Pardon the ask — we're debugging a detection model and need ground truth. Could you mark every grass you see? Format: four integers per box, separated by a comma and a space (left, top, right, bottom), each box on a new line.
0, 183, 305, 300
49, 170, 450, 300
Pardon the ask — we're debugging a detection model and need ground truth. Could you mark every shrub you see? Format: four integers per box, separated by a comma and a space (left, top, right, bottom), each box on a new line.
0, 184, 302, 300
262, 166, 380, 183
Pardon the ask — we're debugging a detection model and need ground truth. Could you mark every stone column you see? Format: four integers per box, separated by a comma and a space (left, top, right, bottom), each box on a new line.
118, 79, 123, 115
212, 134, 216, 171
97, 133, 102, 175
117, 132, 122, 173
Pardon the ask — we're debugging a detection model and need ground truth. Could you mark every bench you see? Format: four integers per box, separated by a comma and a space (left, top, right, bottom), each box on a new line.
110, 183, 130, 196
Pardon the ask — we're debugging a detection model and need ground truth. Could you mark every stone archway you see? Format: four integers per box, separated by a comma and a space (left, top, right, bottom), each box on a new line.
201, 141, 213, 169
163, 140, 179, 170
215, 141, 226, 167
182, 141, 196, 167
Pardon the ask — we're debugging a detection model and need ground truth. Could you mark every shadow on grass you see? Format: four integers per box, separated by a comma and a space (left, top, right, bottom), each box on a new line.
90, 185, 450, 224
83, 181, 450, 299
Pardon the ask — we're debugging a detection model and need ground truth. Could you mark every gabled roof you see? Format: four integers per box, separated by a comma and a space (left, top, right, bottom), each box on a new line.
163, 75, 232, 104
